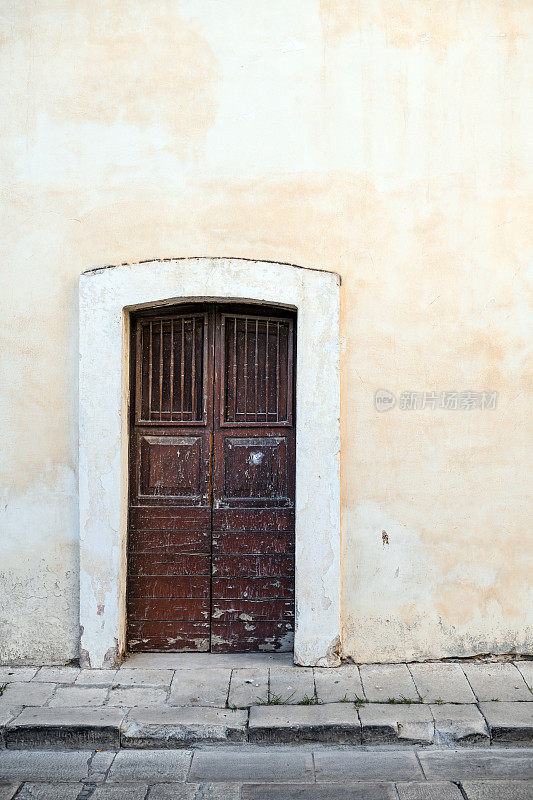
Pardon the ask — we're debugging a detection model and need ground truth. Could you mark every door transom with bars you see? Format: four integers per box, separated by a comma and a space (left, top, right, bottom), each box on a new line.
127, 303, 296, 652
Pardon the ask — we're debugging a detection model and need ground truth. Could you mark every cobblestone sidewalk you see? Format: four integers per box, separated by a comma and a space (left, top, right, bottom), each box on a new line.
0, 655, 531, 749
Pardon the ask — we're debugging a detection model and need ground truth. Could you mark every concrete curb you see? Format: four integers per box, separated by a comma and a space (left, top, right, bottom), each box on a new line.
1, 702, 531, 749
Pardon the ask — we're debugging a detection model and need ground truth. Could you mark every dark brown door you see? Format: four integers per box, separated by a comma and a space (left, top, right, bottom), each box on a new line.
127, 303, 296, 653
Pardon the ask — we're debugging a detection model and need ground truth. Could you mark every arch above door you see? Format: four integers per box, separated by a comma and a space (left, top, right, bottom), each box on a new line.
79, 257, 341, 667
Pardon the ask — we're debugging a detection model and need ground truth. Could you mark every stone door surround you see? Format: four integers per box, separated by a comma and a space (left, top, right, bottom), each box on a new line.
79, 257, 341, 668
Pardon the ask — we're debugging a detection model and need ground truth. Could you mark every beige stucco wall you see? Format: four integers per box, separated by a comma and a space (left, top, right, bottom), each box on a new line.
0, 0, 531, 664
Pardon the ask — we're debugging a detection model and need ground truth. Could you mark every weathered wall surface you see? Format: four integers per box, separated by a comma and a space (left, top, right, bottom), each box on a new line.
0, 0, 531, 663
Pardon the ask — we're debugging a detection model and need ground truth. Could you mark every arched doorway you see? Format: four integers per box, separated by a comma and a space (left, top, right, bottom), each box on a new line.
79, 258, 341, 668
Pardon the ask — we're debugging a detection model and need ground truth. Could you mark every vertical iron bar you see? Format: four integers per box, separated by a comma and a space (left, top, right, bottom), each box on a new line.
135, 322, 142, 424
244, 318, 248, 421
276, 321, 280, 422
254, 318, 258, 421
191, 317, 196, 420
180, 317, 185, 420
233, 317, 237, 423
287, 318, 294, 426
159, 320, 163, 421
148, 321, 153, 420
265, 320, 269, 420
169, 319, 174, 421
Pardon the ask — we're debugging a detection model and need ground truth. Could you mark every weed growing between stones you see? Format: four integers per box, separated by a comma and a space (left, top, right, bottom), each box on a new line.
387, 695, 413, 704
257, 691, 296, 705
298, 694, 318, 705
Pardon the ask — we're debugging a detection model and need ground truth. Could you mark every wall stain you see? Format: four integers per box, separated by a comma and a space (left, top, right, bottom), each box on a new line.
320, 0, 526, 56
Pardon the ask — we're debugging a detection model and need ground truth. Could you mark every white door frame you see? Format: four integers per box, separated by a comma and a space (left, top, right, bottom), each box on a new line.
79, 258, 341, 668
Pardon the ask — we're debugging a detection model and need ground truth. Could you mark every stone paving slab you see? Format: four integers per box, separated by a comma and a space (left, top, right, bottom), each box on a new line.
150, 784, 241, 799
5, 707, 124, 750
480, 701, 533, 744
0, 683, 56, 709
461, 780, 533, 799
408, 663, 476, 704
419, 747, 533, 780
113, 669, 174, 688
430, 703, 490, 745
249, 703, 361, 744
106, 749, 190, 781
396, 782, 464, 799
314, 749, 424, 781
75, 670, 117, 686
516, 662, 533, 692
359, 703, 434, 744
48, 687, 108, 707
228, 669, 269, 708
190, 749, 314, 782
0, 669, 38, 683
169, 668, 231, 707
242, 783, 398, 799
106, 687, 168, 707
269, 667, 315, 704
463, 664, 532, 701
91, 786, 148, 800
15, 783, 83, 799
0, 786, 18, 800
121, 707, 247, 747
33, 668, 80, 685
360, 664, 420, 703
0, 750, 94, 780
314, 666, 364, 703
89, 751, 117, 781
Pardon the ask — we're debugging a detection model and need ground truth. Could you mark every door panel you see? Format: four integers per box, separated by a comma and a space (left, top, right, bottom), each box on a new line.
212, 531, 294, 554
211, 576, 295, 600
128, 598, 210, 621
128, 620, 211, 651
130, 507, 211, 530
136, 314, 207, 425
127, 307, 213, 653
137, 434, 204, 499
220, 315, 293, 426
129, 575, 211, 598
211, 307, 296, 652
221, 437, 289, 501
212, 508, 294, 532
212, 599, 294, 620
128, 529, 210, 552
129, 552, 210, 577
127, 303, 296, 653
211, 620, 294, 652
212, 554, 294, 578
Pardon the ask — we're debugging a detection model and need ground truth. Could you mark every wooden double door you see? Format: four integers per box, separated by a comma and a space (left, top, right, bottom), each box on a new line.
127, 303, 296, 653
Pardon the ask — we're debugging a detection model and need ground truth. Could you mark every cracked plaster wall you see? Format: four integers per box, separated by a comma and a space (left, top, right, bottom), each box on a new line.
0, 0, 531, 663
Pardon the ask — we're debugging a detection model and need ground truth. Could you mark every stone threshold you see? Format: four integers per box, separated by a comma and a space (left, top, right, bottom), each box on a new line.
1, 702, 532, 750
